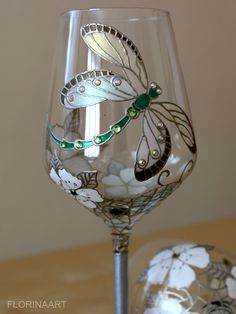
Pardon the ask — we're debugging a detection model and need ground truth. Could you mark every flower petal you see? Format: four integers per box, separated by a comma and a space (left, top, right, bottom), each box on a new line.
172, 243, 196, 255
226, 277, 236, 298
120, 168, 134, 183
49, 168, 61, 186
147, 258, 172, 285
232, 266, 236, 279
150, 249, 173, 266
129, 178, 146, 187
108, 161, 124, 176
147, 251, 173, 285
78, 188, 103, 203
58, 169, 82, 189
169, 260, 196, 288
154, 296, 184, 314
180, 247, 210, 269
106, 186, 127, 196
128, 186, 147, 195
102, 174, 123, 186
78, 198, 97, 209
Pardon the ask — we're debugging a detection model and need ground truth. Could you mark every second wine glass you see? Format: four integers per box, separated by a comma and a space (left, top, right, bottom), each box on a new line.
45, 8, 197, 314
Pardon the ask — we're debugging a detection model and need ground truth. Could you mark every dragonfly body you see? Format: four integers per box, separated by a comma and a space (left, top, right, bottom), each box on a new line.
133, 84, 162, 110
49, 83, 162, 150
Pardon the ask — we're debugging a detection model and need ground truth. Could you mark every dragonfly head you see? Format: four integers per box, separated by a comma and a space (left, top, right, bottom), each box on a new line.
148, 82, 162, 99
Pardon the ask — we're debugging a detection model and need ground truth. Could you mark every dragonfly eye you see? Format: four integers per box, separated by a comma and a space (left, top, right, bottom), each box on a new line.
149, 82, 162, 98
156, 86, 162, 95
150, 82, 158, 89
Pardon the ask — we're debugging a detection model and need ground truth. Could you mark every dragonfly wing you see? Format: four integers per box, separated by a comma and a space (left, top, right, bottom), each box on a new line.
81, 23, 148, 94
135, 109, 171, 182
61, 70, 137, 109
153, 102, 196, 154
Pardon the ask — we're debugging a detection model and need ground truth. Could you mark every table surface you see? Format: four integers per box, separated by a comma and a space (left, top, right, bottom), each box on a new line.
0, 217, 235, 314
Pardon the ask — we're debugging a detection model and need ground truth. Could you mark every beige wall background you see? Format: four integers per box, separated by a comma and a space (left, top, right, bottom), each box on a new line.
0, 0, 235, 260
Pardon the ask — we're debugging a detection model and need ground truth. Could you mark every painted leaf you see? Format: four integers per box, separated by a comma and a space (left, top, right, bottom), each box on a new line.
49, 153, 63, 171
78, 171, 98, 189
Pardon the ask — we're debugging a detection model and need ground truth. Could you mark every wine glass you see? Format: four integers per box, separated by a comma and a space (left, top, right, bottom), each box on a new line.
44, 8, 197, 314
129, 239, 236, 313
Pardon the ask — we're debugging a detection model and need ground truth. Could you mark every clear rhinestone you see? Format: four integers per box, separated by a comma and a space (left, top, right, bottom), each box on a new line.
79, 86, 85, 93
114, 78, 122, 86
151, 149, 159, 157
138, 159, 146, 167
95, 79, 101, 86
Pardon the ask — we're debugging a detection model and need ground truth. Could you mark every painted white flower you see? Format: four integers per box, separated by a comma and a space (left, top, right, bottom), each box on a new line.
50, 168, 82, 192
226, 266, 236, 299
144, 291, 197, 314
102, 167, 155, 196
145, 298, 184, 314
76, 188, 103, 209
146, 244, 210, 289
49, 168, 103, 209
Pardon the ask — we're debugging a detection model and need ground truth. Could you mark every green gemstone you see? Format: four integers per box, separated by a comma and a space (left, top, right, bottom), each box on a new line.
74, 140, 83, 149
133, 94, 150, 110
112, 125, 121, 134
127, 107, 139, 119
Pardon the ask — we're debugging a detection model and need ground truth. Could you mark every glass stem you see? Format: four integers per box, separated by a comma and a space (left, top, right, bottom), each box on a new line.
112, 234, 130, 314
113, 250, 128, 314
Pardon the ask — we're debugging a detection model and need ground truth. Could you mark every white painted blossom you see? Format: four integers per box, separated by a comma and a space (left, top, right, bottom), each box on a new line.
50, 168, 82, 192
144, 298, 184, 314
49, 168, 103, 209
146, 244, 210, 289
144, 291, 197, 314
76, 188, 103, 209
226, 266, 236, 299
102, 167, 155, 196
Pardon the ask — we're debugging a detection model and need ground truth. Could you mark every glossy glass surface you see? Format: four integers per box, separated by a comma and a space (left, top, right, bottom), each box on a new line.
45, 8, 197, 237
130, 239, 236, 313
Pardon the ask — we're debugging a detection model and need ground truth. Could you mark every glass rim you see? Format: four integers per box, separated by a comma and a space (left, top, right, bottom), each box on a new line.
61, 7, 170, 17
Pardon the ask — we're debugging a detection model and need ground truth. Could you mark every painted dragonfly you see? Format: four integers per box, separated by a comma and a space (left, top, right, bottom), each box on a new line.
49, 23, 196, 182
